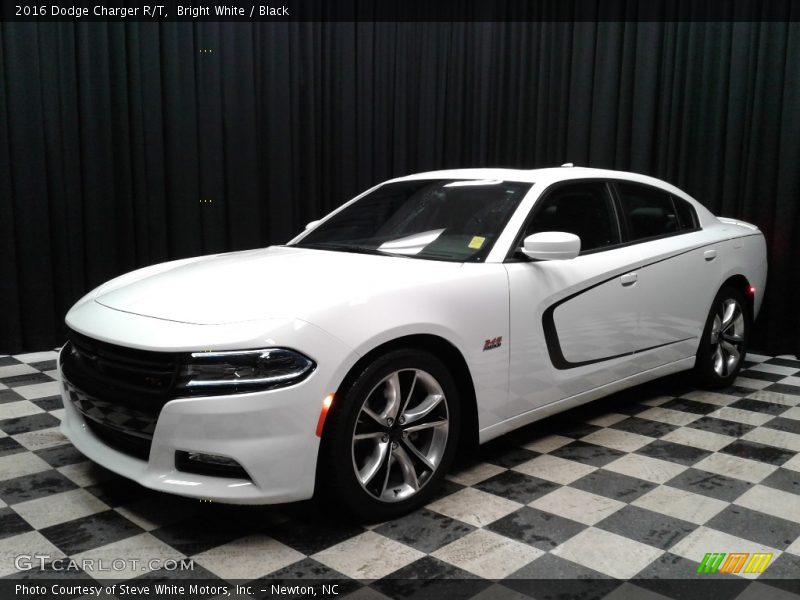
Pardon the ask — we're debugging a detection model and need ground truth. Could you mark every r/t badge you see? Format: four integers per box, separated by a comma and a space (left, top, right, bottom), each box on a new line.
483, 336, 502, 351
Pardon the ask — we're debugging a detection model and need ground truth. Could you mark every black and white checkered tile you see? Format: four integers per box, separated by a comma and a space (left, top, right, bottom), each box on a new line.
1, 350, 799, 599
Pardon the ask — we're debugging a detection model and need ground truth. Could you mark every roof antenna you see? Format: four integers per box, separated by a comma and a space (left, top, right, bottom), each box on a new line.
560, 162, 575, 168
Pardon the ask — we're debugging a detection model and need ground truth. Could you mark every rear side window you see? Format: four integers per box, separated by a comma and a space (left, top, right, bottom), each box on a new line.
673, 197, 699, 230
616, 182, 695, 241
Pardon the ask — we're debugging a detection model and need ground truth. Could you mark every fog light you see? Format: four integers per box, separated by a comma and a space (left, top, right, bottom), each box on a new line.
175, 450, 250, 479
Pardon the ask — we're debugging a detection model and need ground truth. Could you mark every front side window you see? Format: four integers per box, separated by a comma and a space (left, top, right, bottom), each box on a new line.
522, 181, 621, 253
294, 179, 532, 262
616, 182, 693, 241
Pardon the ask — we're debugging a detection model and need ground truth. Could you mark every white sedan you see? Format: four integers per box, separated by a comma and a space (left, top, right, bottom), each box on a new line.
58, 166, 767, 520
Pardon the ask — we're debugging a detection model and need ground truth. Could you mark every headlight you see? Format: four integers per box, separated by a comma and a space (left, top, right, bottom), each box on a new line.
176, 348, 316, 394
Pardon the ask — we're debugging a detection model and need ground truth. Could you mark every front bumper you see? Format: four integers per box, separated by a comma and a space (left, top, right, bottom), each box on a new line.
57, 311, 360, 504
60, 376, 318, 504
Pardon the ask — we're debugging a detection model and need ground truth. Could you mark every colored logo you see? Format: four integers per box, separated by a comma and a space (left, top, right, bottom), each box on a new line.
697, 552, 773, 574
483, 336, 502, 351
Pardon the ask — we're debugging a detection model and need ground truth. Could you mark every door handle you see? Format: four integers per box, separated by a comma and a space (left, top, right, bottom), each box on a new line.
620, 272, 637, 286
704, 249, 717, 261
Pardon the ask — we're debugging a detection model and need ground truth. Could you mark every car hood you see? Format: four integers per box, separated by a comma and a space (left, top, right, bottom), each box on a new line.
94, 246, 463, 325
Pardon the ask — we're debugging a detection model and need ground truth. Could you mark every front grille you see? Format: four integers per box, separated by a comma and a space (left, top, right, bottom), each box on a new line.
63, 329, 180, 401
61, 329, 182, 460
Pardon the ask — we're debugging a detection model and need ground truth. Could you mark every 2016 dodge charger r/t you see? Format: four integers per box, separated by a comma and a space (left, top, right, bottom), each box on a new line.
58, 166, 767, 520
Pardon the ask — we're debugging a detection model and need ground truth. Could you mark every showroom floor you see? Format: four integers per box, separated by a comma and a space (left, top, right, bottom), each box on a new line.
0, 350, 799, 599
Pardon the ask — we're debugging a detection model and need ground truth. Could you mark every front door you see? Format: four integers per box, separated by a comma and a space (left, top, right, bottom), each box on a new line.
505, 181, 644, 416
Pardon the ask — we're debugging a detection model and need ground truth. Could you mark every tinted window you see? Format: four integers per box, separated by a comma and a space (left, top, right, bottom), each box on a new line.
674, 197, 698, 230
616, 183, 682, 241
523, 182, 620, 253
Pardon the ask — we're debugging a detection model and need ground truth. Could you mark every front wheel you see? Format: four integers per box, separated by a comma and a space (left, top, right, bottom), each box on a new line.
694, 286, 750, 389
317, 349, 460, 521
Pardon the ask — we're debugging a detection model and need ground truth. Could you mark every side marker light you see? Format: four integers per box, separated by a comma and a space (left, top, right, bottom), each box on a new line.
315, 394, 334, 437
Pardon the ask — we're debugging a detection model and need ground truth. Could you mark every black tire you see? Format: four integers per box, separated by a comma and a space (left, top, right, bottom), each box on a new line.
316, 348, 460, 522
694, 285, 750, 389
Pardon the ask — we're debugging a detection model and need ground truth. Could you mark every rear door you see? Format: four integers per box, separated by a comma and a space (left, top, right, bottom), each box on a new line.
610, 181, 716, 370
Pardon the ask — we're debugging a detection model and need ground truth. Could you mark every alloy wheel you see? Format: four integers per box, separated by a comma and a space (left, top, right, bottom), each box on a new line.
351, 368, 449, 502
709, 297, 745, 377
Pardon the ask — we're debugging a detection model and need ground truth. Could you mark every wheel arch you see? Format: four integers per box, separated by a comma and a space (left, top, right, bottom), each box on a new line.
719, 274, 754, 318
322, 333, 480, 460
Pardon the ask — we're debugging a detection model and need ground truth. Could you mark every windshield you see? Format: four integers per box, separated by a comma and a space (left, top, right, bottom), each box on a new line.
293, 179, 532, 261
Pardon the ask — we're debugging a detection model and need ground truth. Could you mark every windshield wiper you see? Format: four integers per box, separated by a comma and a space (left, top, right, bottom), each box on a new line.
296, 243, 402, 257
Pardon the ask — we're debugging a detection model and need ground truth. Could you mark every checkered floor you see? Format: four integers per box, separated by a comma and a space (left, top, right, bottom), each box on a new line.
1, 350, 799, 599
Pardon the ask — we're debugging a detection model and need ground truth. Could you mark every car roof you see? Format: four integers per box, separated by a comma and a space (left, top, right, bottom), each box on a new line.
387, 166, 694, 203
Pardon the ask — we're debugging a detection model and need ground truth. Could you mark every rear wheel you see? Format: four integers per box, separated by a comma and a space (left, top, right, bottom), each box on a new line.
317, 349, 460, 521
694, 286, 749, 389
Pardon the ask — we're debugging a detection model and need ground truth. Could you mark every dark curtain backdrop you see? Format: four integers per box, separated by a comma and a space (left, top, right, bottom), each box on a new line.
1, 21, 799, 354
